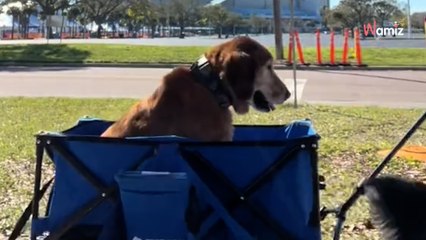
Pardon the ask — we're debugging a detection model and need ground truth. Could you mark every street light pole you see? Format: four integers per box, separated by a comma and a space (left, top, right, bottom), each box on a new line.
407, 0, 411, 38
273, 0, 283, 60
290, 0, 297, 108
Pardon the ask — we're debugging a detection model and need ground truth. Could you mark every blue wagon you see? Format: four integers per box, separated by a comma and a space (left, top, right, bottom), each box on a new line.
12, 117, 323, 240
8, 111, 426, 240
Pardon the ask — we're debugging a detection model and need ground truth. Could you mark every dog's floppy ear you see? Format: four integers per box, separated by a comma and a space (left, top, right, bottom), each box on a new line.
221, 51, 256, 101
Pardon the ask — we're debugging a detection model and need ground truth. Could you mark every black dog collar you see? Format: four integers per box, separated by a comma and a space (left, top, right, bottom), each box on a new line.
190, 55, 233, 108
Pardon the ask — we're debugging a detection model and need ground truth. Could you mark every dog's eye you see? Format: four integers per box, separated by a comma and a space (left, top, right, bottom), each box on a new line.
267, 65, 272, 70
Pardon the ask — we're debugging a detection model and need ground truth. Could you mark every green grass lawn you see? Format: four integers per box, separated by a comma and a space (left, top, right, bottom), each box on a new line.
0, 44, 425, 66
0, 97, 425, 239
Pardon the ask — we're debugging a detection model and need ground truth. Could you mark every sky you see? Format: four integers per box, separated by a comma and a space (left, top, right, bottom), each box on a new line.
1, 0, 426, 26
330, 0, 426, 12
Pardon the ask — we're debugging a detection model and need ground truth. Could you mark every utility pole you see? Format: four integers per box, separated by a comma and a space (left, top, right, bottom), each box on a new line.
407, 0, 411, 39
273, 0, 284, 60
290, 0, 297, 108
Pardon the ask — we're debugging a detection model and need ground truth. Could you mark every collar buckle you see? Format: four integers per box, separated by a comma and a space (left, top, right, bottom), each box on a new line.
190, 55, 232, 109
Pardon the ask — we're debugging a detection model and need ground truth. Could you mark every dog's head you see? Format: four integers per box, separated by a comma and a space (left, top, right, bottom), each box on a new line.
205, 36, 291, 114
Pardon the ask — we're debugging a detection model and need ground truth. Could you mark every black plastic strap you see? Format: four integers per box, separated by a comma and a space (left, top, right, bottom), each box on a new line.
45, 187, 117, 240
8, 177, 54, 240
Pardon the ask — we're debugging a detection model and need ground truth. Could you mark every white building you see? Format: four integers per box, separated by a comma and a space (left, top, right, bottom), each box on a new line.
151, 0, 328, 21
209, 0, 327, 21
0, 0, 329, 31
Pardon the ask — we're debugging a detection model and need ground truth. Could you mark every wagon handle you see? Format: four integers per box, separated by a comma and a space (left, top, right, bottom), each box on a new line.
332, 111, 426, 240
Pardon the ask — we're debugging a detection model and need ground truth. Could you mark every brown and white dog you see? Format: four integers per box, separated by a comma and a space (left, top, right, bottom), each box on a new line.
101, 36, 291, 141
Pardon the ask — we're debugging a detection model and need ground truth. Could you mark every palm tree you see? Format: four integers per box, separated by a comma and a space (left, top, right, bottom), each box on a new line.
106, 7, 125, 38
32, 0, 71, 38
226, 13, 244, 35
203, 5, 230, 38
77, 0, 123, 38
66, 6, 80, 37
20, 0, 37, 38
249, 15, 269, 34
320, 5, 330, 28
6, 5, 22, 39
169, 0, 202, 38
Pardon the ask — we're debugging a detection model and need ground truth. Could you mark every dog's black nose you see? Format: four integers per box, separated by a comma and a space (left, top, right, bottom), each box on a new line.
285, 91, 291, 100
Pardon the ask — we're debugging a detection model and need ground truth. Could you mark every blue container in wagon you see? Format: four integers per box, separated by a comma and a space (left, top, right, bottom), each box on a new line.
115, 171, 191, 240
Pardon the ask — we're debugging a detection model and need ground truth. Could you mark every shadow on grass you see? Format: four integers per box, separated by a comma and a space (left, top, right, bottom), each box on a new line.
0, 44, 91, 65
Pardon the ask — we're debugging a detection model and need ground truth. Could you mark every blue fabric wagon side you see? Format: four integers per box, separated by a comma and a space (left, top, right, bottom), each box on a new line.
27, 117, 322, 240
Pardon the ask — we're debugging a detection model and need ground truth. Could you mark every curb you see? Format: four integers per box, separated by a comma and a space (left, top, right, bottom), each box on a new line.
0, 62, 426, 71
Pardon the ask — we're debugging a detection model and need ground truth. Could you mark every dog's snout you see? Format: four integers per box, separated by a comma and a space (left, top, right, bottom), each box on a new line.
271, 85, 291, 104
285, 91, 291, 100
279, 90, 291, 103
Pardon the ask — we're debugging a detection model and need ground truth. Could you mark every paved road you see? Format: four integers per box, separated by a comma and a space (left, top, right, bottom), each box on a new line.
1, 34, 425, 48
0, 66, 425, 109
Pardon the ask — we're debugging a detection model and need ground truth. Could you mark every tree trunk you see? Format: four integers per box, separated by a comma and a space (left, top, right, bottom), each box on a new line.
82, 24, 85, 38
179, 24, 184, 38
48, 26, 53, 39
41, 21, 45, 38
26, 15, 29, 39
11, 16, 15, 40
23, 23, 26, 39
22, 16, 25, 39
151, 25, 155, 38
72, 22, 75, 38
97, 25, 102, 38
18, 16, 21, 39
218, 26, 222, 38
